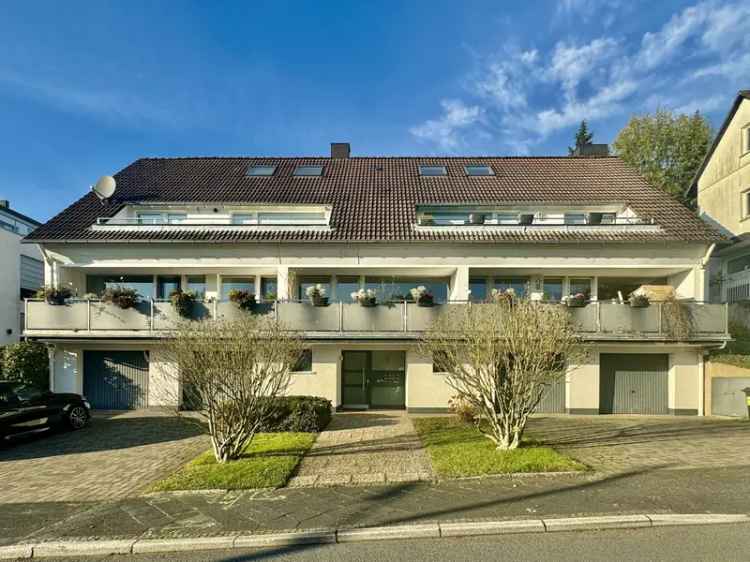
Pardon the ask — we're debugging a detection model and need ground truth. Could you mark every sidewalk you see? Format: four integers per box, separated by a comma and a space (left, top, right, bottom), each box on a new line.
3, 463, 749, 548
288, 411, 433, 488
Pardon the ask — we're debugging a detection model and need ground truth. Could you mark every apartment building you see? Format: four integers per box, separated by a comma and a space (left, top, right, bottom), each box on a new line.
692, 90, 750, 306
0, 200, 42, 345
23, 144, 729, 414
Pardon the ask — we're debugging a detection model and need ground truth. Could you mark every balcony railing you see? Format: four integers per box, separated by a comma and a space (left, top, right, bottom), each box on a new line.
24, 299, 730, 341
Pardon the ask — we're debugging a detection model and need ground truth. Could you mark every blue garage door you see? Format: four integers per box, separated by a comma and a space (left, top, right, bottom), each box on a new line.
83, 351, 149, 409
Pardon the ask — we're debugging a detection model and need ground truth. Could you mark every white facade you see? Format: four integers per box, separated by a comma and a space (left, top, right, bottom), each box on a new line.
0, 203, 42, 346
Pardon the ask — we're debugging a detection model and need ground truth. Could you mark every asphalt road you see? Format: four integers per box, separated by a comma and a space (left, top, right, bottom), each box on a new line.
40, 523, 750, 562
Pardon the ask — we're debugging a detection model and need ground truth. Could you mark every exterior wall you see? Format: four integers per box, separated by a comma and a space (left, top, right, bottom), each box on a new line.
704, 360, 750, 415
566, 351, 600, 414
405, 349, 453, 413
148, 348, 180, 406
286, 346, 339, 404
698, 98, 750, 237
0, 228, 42, 345
668, 349, 701, 415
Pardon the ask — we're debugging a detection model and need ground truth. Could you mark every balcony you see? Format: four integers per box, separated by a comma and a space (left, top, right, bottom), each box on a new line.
24, 299, 730, 342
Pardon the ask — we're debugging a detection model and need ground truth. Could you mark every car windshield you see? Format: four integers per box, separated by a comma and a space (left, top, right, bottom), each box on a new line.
12, 384, 42, 401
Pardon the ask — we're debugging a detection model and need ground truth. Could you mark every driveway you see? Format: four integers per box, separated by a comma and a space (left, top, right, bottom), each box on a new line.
0, 409, 208, 503
527, 415, 750, 473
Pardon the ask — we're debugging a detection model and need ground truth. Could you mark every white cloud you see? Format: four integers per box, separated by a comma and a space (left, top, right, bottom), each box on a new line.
410, 0, 750, 153
410, 99, 484, 150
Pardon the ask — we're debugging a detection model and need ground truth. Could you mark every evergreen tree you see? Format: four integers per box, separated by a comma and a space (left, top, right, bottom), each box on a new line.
568, 120, 594, 154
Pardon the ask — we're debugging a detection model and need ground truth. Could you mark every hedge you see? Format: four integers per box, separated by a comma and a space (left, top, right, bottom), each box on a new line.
1, 341, 49, 390
257, 396, 333, 433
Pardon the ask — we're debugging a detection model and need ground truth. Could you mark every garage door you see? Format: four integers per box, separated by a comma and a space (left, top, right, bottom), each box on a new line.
83, 351, 149, 409
600, 354, 668, 415
537, 379, 566, 413
712, 378, 750, 418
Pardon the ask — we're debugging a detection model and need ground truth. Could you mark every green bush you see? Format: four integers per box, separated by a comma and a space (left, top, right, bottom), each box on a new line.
258, 396, 332, 433
2, 341, 49, 390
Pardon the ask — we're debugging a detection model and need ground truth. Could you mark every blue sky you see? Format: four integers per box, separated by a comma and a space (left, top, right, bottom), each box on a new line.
1, 0, 748, 221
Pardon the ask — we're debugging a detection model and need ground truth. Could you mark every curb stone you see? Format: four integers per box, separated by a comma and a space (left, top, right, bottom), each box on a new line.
3, 513, 749, 559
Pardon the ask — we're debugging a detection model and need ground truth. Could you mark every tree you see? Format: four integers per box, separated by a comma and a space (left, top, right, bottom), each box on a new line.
568, 120, 594, 154
418, 298, 585, 450
164, 315, 303, 463
613, 109, 713, 208
2, 341, 49, 390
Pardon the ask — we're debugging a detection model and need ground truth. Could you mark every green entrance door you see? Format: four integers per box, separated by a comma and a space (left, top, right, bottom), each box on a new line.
341, 351, 406, 409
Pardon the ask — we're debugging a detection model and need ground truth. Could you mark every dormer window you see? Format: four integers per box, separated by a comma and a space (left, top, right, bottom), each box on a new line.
564, 213, 586, 225
137, 212, 186, 225
231, 213, 255, 225
419, 166, 447, 177
464, 165, 494, 176
246, 165, 276, 176
293, 165, 324, 177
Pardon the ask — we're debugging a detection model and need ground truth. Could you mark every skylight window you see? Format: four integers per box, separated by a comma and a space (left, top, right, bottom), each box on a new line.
293, 165, 324, 177
419, 165, 447, 177
246, 165, 276, 176
464, 165, 494, 176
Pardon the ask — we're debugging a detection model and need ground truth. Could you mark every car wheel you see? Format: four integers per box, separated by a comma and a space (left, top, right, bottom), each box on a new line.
67, 405, 89, 430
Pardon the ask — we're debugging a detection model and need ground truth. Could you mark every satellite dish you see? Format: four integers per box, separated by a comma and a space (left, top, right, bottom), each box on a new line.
91, 176, 116, 201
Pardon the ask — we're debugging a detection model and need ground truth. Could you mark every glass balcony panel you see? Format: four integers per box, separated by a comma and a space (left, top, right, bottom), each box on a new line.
277, 302, 339, 331
343, 302, 403, 331
90, 301, 151, 330
26, 301, 88, 330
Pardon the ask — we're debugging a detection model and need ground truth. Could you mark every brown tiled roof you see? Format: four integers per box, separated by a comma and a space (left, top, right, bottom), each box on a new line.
26, 156, 722, 244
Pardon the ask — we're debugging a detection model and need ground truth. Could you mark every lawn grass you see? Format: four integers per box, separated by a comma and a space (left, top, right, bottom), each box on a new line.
150, 432, 316, 491
413, 417, 586, 478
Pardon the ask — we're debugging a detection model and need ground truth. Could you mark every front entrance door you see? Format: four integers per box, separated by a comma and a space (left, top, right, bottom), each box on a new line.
341, 351, 406, 409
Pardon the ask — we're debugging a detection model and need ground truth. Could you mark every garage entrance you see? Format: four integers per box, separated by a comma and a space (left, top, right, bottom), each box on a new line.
537, 378, 566, 413
83, 350, 149, 409
600, 353, 669, 415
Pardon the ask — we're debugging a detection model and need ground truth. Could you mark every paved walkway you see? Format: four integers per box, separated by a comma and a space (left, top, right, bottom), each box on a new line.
0, 410, 208, 503
287, 411, 434, 488
526, 415, 750, 474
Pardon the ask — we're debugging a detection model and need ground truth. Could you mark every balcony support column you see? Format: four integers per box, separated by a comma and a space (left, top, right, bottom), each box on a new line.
277, 266, 290, 301
449, 266, 470, 302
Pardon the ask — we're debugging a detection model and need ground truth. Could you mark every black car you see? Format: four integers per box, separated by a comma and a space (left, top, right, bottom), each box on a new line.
0, 382, 91, 441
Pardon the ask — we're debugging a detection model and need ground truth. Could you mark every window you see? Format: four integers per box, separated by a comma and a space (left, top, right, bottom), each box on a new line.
464, 165, 494, 176
292, 349, 313, 372
364, 277, 449, 303
12, 384, 42, 402
494, 278, 528, 298
743, 190, 750, 219
543, 278, 564, 302
564, 213, 586, 225
87, 275, 154, 298
333, 276, 360, 303
743, 127, 750, 154
419, 165, 447, 177
298, 277, 331, 301
246, 165, 276, 176
137, 212, 163, 225
728, 255, 750, 275
157, 275, 181, 299
260, 277, 277, 300
469, 278, 487, 302
597, 277, 667, 301
221, 277, 254, 300
257, 212, 327, 224
166, 213, 186, 224
187, 275, 206, 298
432, 351, 451, 373
232, 213, 256, 224
422, 211, 470, 226
495, 212, 519, 225
293, 165, 324, 177
569, 278, 592, 299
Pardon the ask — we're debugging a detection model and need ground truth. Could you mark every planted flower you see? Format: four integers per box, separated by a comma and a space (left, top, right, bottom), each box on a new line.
629, 293, 650, 308
351, 288, 377, 307
101, 285, 140, 310
410, 285, 434, 307
305, 284, 328, 307
228, 289, 255, 310
170, 288, 197, 318
565, 293, 587, 307
36, 286, 72, 305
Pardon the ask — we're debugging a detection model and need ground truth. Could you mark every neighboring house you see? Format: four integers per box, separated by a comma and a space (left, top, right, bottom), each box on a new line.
691, 90, 750, 308
23, 144, 730, 415
0, 200, 43, 346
